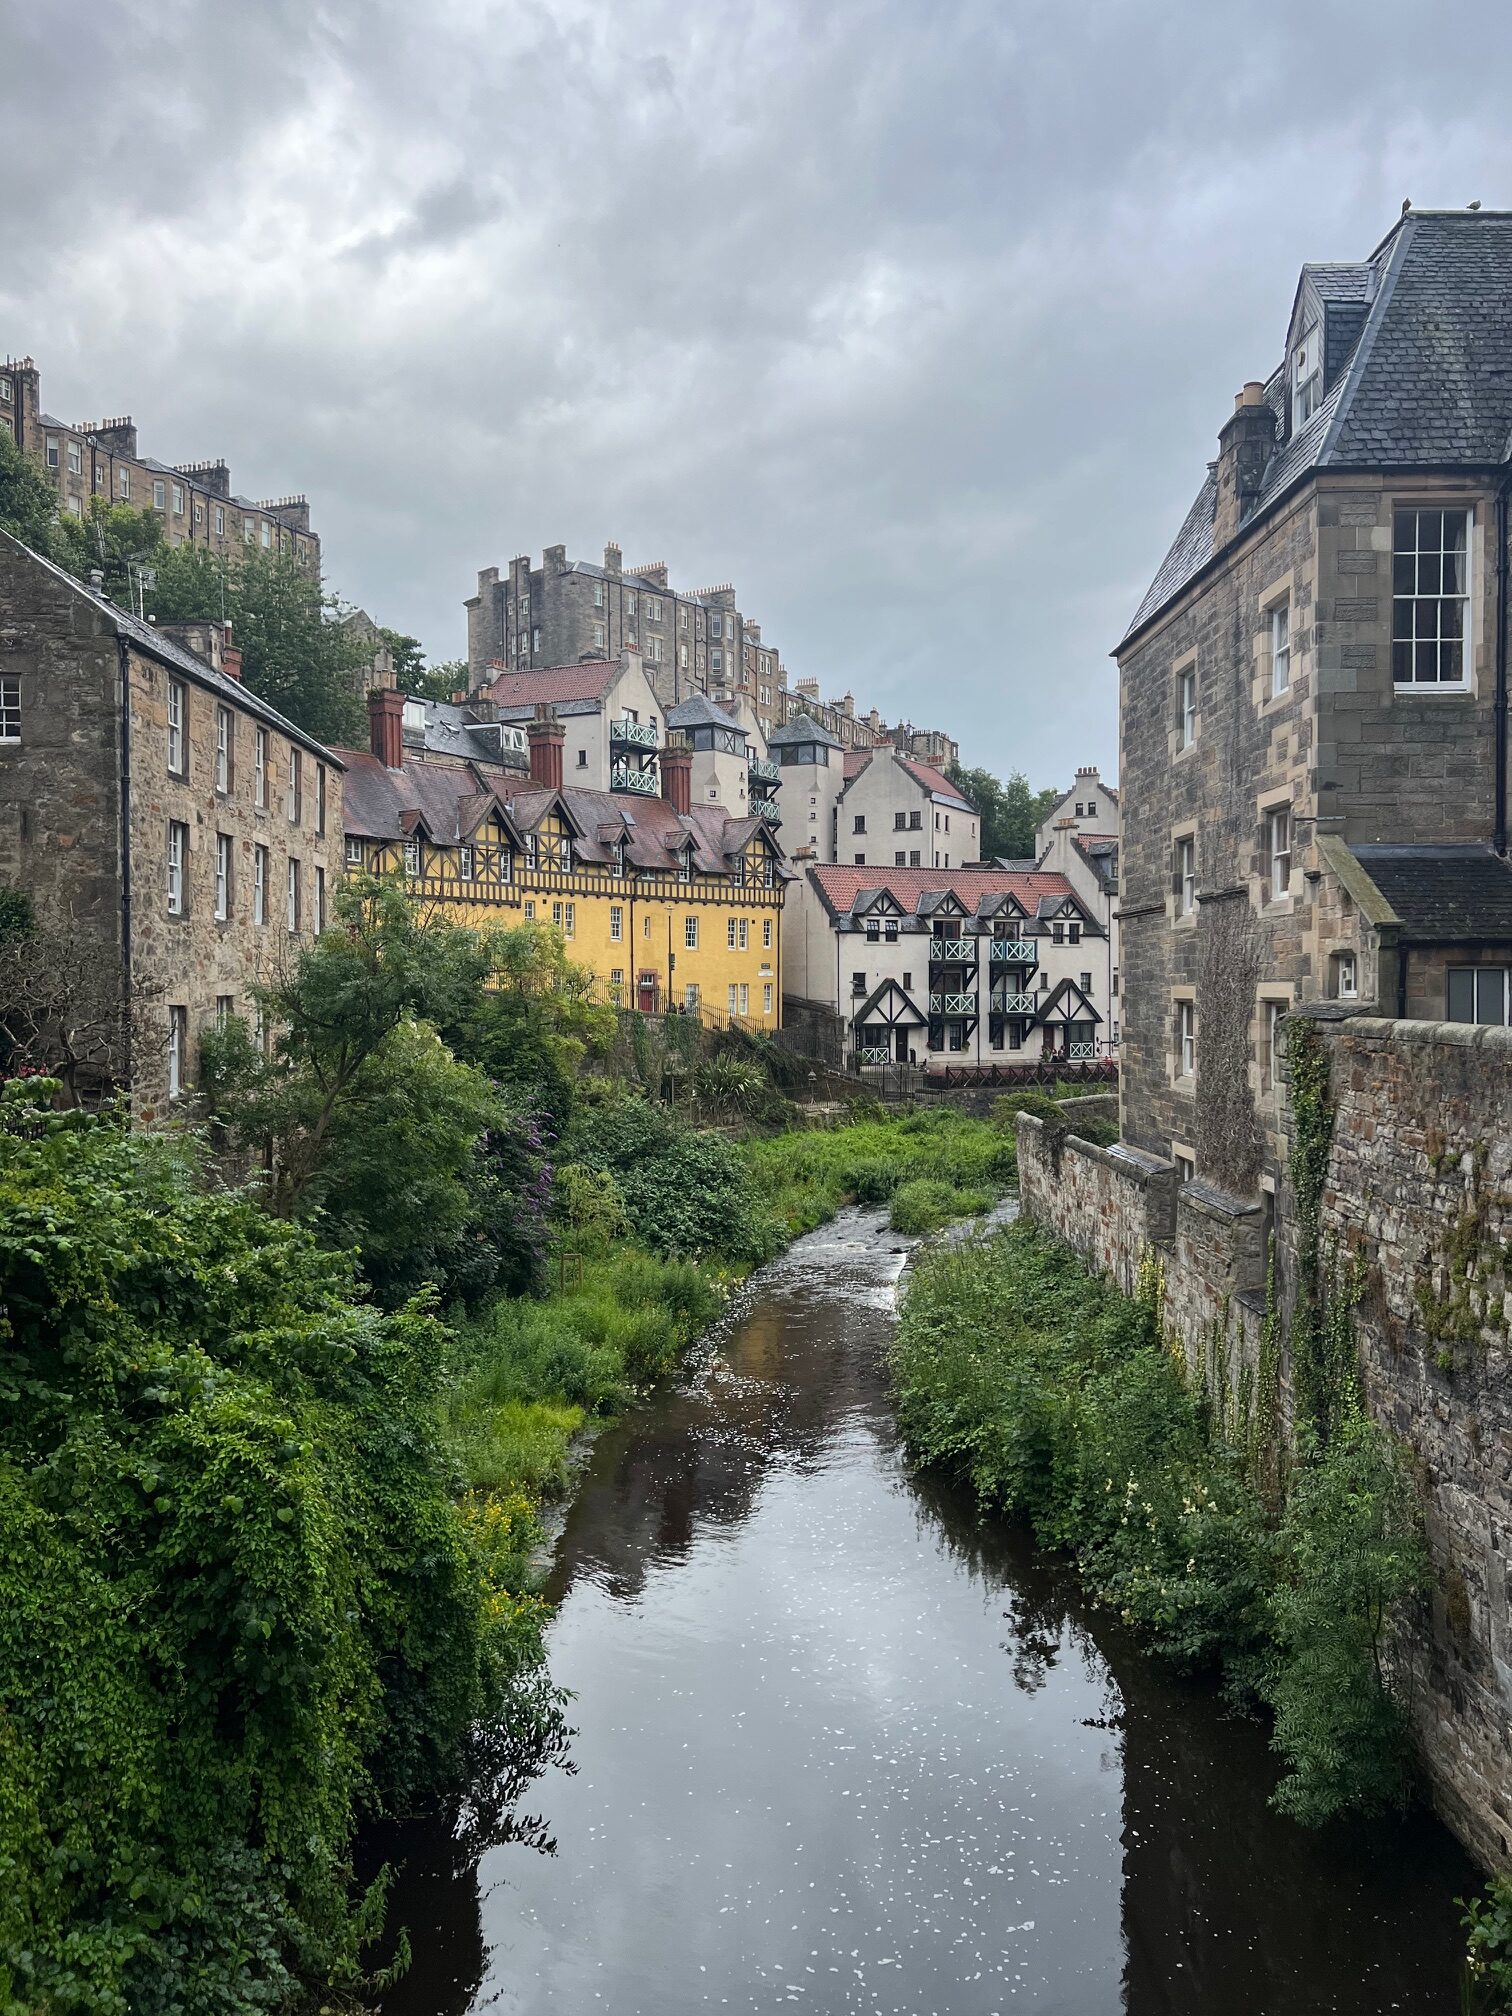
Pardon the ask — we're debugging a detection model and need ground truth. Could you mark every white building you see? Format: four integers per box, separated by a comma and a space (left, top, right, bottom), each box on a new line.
785, 863, 1113, 1071
770, 719, 980, 868
480, 652, 667, 795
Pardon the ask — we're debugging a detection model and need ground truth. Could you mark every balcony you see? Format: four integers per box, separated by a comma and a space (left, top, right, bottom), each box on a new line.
991, 991, 1037, 1017
929, 992, 978, 1017
854, 1045, 892, 1067
756, 801, 782, 829
611, 718, 660, 749
928, 937, 976, 963
1068, 1040, 1098, 1061
610, 763, 660, 795
988, 937, 1038, 965
748, 755, 780, 784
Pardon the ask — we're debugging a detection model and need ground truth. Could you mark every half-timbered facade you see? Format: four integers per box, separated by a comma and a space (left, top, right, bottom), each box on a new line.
336, 694, 789, 1025
785, 863, 1111, 1071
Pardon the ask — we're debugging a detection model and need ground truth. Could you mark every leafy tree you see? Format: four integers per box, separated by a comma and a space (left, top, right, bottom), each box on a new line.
0, 424, 61, 554
48, 494, 168, 606
380, 626, 427, 688
143, 542, 370, 744
444, 921, 616, 1129
1262, 1408, 1428, 1824
404, 655, 472, 702
0, 1077, 539, 2012
949, 763, 1062, 861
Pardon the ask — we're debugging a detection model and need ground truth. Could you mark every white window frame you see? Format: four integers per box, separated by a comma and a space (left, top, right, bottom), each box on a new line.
287, 749, 301, 825
287, 857, 301, 934
1270, 600, 1291, 697
1292, 324, 1321, 431
1447, 967, 1512, 1026
215, 705, 231, 792
1392, 507, 1472, 690
763, 982, 773, 1015
610, 904, 623, 942
214, 505, 225, 537
167, 1005, 187, 1099
166, 821, 187, 915
727, 917, 738, 949
0, 673, 19, 743
763, 917, 773, 949
118, 468, 131, 500
403, 837, 421, 876
345, 835, 365, 869
167, 679, 187, 776
1177, 835, 1195, 917
214, 832, 231, 921
254, 727, 267, 808
153, 478, 166, 509
1334, 951, 1357, 1000
1267, 806, 1292, 900
314, 864, 326, 933
685, 915, 699, 950
458, 844, 474, 880
253, 844, 267, 926
1177, 666, 1196, 749
1177, 1000, 1195, 1079
172, 482, 184, 515
67, 440, 82, 475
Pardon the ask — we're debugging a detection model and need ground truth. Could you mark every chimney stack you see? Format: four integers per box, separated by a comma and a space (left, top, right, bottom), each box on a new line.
1212, 382, 1275, 548
527, 703, 565, 790
221, 619, 242, 683
660, 739, 693, 816
369, 687, 404, 769
604, 541, 622, 575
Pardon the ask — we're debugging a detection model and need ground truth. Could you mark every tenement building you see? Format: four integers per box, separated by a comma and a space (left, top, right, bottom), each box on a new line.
1, 353, 320, 566
466, 544, 788, 733
336, 691, 788, 1025
0, 532, 344, 1110
1116, 206, 1512, 1196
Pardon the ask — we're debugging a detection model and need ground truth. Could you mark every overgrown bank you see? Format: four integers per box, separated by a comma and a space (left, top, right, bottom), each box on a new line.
891, 1222, 1427, 1827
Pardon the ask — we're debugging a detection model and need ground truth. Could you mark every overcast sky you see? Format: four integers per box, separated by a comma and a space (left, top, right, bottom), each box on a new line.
5, 1, 1512, 785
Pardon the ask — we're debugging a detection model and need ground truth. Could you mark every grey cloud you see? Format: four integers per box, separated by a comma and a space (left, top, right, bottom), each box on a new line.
4, 0, 1512, 783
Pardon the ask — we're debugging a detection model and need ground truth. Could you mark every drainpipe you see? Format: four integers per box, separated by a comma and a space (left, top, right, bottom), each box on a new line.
117, 635, 133, 1089
1495, 466, 1512, 856
1397, 943, 1408, 1021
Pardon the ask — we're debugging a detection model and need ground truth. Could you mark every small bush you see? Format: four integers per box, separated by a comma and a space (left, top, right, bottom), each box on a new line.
888, 1178, 991, 1235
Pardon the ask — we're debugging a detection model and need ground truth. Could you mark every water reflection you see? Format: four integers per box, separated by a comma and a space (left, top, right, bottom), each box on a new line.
377, 1211, 1474, 2015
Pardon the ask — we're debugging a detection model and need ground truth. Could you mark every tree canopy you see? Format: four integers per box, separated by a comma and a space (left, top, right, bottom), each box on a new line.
948, 763, 1062, 861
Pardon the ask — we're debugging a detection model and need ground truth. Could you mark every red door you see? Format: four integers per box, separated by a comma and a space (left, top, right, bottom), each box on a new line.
637, 972, 659, 1013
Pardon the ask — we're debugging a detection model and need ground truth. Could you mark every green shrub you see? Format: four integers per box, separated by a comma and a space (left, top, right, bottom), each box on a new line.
892, 1221, 1426, 1824
888, 1178, 991, 1235
0, 1082, 536, 2013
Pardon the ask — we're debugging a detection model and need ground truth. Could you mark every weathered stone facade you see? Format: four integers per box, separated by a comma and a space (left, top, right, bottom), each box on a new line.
0, 534, 344, 1111
1018, 1011, 1512, 1871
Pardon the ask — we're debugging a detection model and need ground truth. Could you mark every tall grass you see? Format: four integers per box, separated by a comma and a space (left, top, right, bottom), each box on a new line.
743, 1107, 1017, 1237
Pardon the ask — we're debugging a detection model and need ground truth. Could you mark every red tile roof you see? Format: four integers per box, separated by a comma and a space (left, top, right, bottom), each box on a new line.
483, 661, 621, 708
808, 863, 1074, 916
842, 749, 870, 781
899, 756, 974, 810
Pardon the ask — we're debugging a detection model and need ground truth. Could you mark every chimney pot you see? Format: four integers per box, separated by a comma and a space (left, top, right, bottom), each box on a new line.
527, 704, 565, 789
369, 687, 405, 769
660, 739, 693, 816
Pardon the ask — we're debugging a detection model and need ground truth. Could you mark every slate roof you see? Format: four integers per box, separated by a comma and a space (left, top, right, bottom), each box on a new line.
667, 693, 743, 732
333, 750, 512, 842
0, 530, 339, 762
769, 715, 843, 750
1351, 845, 1512, 942
410, 698, 528, 769
1124, 211, 1512, 645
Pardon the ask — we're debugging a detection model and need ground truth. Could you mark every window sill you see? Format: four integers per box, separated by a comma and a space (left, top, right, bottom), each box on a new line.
1391, 683, 1472, 698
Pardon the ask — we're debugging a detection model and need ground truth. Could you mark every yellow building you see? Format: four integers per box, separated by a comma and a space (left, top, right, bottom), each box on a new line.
334, 692, 787, 1024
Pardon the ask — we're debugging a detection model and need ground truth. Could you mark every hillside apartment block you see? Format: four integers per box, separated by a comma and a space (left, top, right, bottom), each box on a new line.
1, 354, 319, 567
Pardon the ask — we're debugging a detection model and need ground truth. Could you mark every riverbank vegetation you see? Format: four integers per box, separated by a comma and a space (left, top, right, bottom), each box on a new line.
3, 870, 1070, 2012
892, 1222, 1428, 1827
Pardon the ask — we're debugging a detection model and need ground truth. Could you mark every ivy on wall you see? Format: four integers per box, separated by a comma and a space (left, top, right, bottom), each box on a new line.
1285, 1016, 1362, 1443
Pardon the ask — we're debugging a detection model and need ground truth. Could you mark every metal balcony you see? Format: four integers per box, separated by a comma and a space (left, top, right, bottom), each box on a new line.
1067, 1040, 1099, 1061
854, 1046, 892, 1067
610, 764, 660, 795
928, 992, 978, 1016
748, 755, 780, 783
988, 937, 1037, 965
929, 937, 976, 963
992, 991, 1037, 1016
756, 801, 782, 828
611, 718, 660, 749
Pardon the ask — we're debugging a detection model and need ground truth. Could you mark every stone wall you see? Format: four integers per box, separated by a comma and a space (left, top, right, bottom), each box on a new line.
1019, 1013, 1512, 1871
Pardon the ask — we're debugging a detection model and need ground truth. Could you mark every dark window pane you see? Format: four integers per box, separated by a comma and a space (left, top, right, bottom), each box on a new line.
1392, 640, 1412, 681
1475, 969, 1507, 1025
1393, 509, 1416, 552
1420, 509, 1442, 552
1393, 554, 1416, 596
1447, 970, 1475, 1021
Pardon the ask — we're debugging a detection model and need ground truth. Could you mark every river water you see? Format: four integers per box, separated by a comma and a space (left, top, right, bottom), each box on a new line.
379, 1209, 1475, 2014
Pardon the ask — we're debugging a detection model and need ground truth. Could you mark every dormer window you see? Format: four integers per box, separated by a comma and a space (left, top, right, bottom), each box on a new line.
1292, 324, 1322, 430
403, 699, 426, 733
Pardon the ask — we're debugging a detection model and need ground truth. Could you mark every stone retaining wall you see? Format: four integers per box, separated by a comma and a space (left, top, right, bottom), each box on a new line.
1017, 1014, 1512, 1871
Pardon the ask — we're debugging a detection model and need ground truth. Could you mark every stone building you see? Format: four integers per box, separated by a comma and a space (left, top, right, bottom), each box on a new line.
336, 691, 789, 1026
0, 353, 319, 567
785, 863, 1110, 1069
0, 532, 344, 1110
465, 543, 788, 733
1116, 206, 1512, 1199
